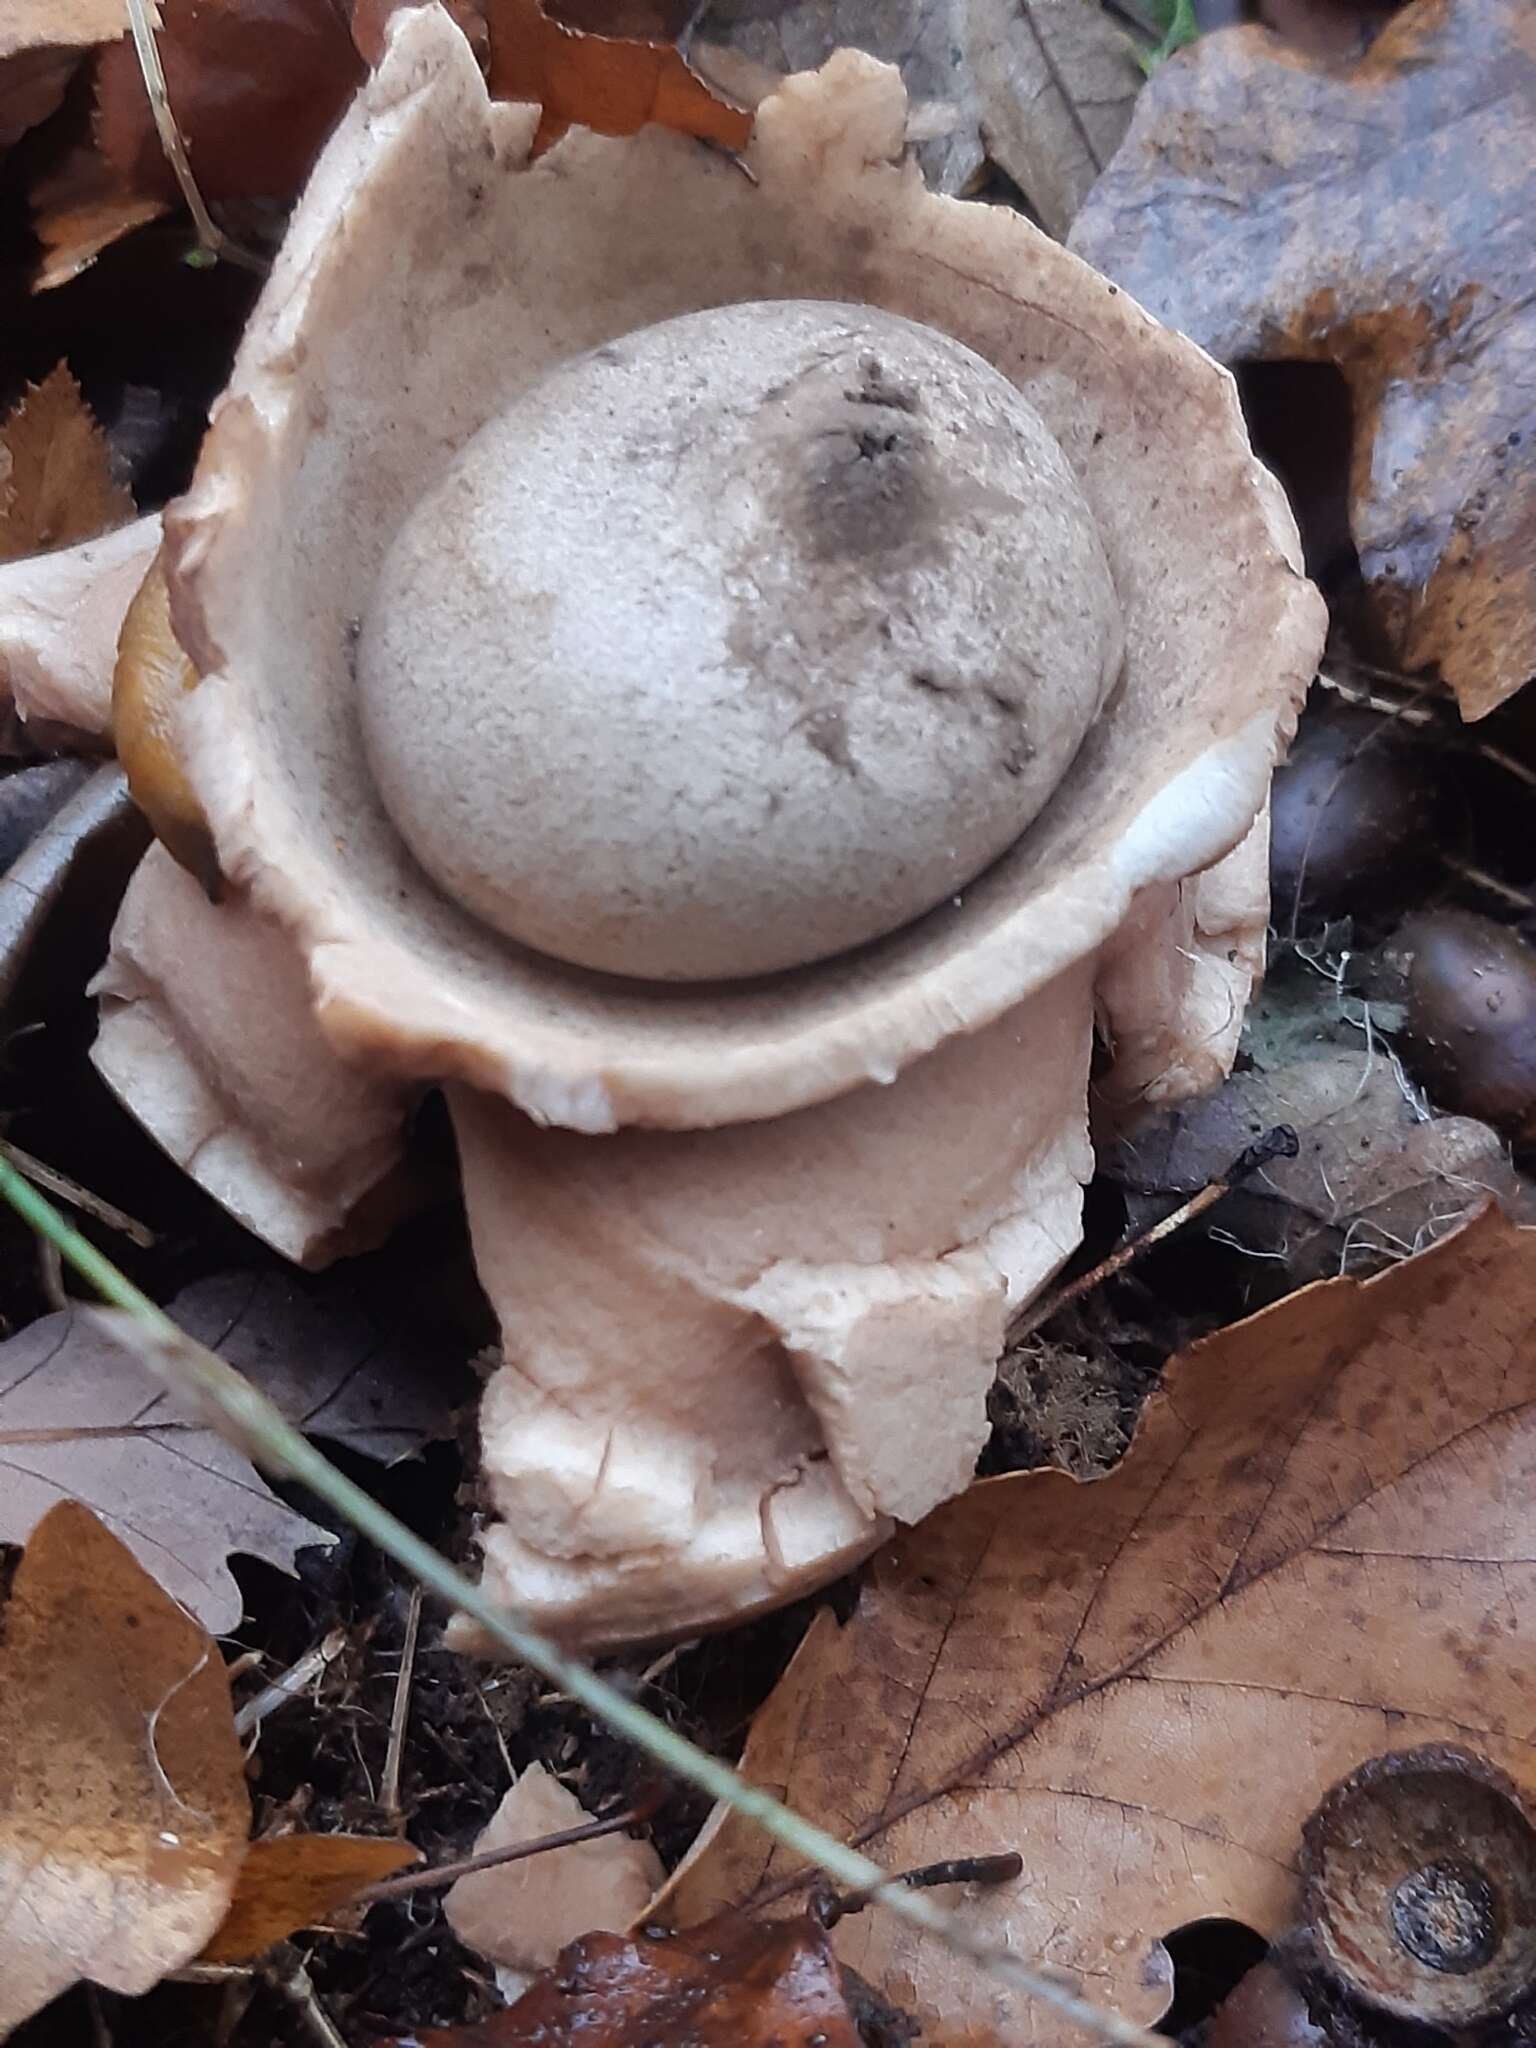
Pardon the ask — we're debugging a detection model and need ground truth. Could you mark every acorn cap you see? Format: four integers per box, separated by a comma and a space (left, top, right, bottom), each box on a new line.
1300, 1743, 1536, 2027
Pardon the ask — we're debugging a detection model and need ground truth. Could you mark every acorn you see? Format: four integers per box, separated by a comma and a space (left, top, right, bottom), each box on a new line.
1269, 706, 1441, 928
1299, 1744, 1536, 2029
1377, 908, 1536, 1144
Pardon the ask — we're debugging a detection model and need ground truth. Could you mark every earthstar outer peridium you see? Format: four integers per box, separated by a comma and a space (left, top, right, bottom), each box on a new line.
88, 9, 1325, 1645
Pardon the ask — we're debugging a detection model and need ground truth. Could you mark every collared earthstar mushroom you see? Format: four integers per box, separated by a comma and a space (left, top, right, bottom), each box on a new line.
75, 7, 1324, 1645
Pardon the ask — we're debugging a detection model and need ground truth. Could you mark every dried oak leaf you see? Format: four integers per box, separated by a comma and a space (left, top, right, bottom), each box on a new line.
413, 1913, 869, 2047
83, 0, 743, 272
1070, 0, 1536, 717
483, 0, 751, 153
199, 1832, 418, 1964
0, 363, 134, 564
0, 1501, 248, 2034
659, 1204, 1536, 2043
0, 1284, 348, 1632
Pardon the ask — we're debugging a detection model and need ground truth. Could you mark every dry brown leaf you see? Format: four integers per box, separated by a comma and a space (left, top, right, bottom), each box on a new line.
484, 0, 751, 152
660, 1204, 1536, 2042
0, 364, 134, 564
199, 1833, 418, 1963
0, 1285, 342, 1631
969, 0, 1144, 235
29, 144, 168, 291
0, 1501, 249, 2033
0, 0, 124, 148
1070, 0, 1536, 718
417, 1913, 869, 2046
93, 0, 365, 206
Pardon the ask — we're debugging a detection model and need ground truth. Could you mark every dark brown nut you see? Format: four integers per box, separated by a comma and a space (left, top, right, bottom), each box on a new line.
1269, 706, 1440, 927
1378, 909, 1536, 1143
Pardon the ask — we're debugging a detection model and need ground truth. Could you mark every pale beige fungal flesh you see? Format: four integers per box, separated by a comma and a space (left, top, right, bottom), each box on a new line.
0, 515, 159, 749
161, 9, 1322, 1133
91, 846, 410, 1266
79, 12, 1325, 1643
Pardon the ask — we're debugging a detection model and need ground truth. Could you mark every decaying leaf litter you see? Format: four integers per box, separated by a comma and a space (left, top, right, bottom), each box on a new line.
1, 0, 1535, 2042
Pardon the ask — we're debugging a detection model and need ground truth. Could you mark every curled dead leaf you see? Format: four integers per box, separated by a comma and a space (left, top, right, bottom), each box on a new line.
0, 0, 125, 149
0, 363, 135, 564
0, 763, 145, 1011
0, 1502, 249, 2033
1070, 0, 1536, 717
415, 1913, 874, 2046
484, 0, 751, 152
199, 1833, 419, 1964
660, 1204, 1536, 2042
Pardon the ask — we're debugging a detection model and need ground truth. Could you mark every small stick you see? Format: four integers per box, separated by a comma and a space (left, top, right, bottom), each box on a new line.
357, 1805, 646, 1903
1316, 669, 1536, 791
381, 1584, 423, 1822
234, 1629, 348, 1740
267, 1955, 348, 2048
1442, 857, 1536, 913
1007, 1126, 1300, 1343
824, 1852, 1025, 1926
122, 0, 266, 274
1, 1139, 155, 1248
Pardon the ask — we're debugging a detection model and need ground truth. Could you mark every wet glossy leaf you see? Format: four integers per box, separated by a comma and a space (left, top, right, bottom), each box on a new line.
415, 1913, 866, 2047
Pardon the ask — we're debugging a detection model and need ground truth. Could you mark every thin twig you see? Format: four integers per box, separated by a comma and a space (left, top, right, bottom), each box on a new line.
1442, 857, 1536, 913
234, 1629, 348, 1740
1, 1139, 155, 1248
1007, 1126, 1301, 1343
1316, 668, 1536, 791
122, 0, 265, 273
0, 1156, 1163, 2048
359, 1805, 645, 1903
268, 1955, 347, 2048
381, 1583, 422, 1822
